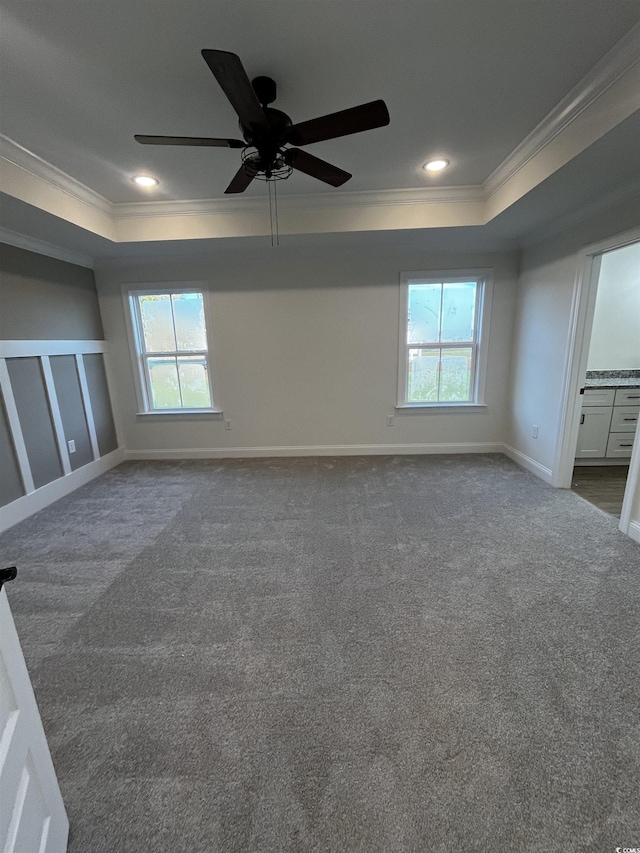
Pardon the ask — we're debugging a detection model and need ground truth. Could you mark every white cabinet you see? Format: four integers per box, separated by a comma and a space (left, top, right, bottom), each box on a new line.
576, 406, 613, 458
576, 385, 639, 461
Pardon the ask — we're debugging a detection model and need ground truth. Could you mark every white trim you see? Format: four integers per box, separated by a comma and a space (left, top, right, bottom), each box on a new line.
0, 134, 111, 216
112, 185, 486, 218
552, 254, 603, 488
125, 442, 505, 461
0, 226, 95, 269
135, 409, 223, 418
619, 418, 640, 535
40, 356, 71, 475
484, 22, 640, 199
502, 444, 554, 485
75, 354, 100, 460
395, 403, 488, 413
628, 520, 640, 546
0, 340, 107, 358
0, 358, 35, 493
0, 447, 125, 534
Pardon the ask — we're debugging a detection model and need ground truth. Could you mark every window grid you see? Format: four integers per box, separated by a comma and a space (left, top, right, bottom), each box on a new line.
130, 290, 213, 412
400, 275, 486, 406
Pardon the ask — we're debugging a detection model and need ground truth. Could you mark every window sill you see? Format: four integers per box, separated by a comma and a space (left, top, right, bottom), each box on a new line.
395, 403, 487, 414
136, 409, 223, 419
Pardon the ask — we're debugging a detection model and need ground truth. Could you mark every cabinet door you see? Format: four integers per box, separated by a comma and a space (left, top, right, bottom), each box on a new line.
575, 406, 613, 458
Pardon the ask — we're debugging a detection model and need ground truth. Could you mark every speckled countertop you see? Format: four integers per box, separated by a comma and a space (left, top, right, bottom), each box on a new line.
584, 370, 640, 389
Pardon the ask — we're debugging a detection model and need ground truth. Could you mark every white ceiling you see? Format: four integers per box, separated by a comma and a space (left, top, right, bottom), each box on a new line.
0, 0, 639, 256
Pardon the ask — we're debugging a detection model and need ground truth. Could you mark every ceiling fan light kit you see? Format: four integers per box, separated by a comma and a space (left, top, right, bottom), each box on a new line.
134, 49, 390, 195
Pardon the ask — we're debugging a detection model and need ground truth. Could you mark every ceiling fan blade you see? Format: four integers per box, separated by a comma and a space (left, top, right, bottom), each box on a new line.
201, 49, 268, 131
224, 166, 254, 194
285, 148, 351, 187
135, 135, 245, 148
286, 100, 389, 146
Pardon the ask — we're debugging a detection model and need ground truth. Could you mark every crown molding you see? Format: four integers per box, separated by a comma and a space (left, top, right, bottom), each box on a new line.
0, 226, 95, 269
0, 134, 111, 217
484, 21, 640, 199
110, 185, 486, 219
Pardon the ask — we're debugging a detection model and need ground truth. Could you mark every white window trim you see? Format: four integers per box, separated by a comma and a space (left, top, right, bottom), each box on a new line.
122, 283, 222, 416
397, 268, 493, 410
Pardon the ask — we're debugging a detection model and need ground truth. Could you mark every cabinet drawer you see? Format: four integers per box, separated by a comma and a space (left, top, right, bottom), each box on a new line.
583, 388, 615, 406
614, 387, 640, 406
610, 405, 640, 432
606, 433, 635, 458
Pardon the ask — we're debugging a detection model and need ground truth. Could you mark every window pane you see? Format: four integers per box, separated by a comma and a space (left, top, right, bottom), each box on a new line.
441, 282, 476, 342
439, 348, 473, 401
408, 283, 441, 343
138, 295, 175, 352
172, 293, 207, 351
407, 348, 439, 402
177, 356, 211, 408
148, 357, 181, 408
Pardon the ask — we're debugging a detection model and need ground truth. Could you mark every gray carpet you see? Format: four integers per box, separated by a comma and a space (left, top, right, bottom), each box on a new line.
1, 455, 639, 853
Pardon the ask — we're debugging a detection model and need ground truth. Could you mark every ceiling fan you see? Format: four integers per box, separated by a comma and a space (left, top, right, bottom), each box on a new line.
135, 49, 390, 194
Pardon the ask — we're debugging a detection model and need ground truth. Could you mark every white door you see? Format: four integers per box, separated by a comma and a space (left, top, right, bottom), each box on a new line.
0, 580, 69, 853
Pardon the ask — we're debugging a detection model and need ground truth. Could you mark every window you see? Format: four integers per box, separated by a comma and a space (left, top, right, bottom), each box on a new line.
398, 271, 492, 407
128, 289, 216, 412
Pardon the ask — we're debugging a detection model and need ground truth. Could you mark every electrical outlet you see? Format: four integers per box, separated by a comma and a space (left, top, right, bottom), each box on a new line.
225, 420, 232, 430
386, 415, 394, 427
532, 425, 538, 439
68, 439, 76, 453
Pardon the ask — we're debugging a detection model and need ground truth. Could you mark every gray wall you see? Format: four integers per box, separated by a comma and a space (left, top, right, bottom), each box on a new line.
0, 243, 103, 340
6, 357, 63, 489
83, 354, 118, 456
50, 355, 94, 470
0, 244, 120, 511
0, 394, 24, 506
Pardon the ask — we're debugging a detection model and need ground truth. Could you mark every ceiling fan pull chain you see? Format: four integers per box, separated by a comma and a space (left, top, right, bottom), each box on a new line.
274, 179, 280, 246
268, 179, 274, 247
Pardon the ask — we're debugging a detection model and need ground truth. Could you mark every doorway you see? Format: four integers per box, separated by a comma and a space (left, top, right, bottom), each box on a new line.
570, 241, 640, 517
554, 227, 640, 538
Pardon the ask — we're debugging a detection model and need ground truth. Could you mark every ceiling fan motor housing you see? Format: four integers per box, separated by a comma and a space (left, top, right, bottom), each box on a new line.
251, 75, 277, 106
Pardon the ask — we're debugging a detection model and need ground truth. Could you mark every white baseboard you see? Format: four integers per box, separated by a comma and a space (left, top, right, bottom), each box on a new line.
125, 442, 505, 461
628, 520, 640, 546
0, 447, 125, 533
502, 444, 554, 484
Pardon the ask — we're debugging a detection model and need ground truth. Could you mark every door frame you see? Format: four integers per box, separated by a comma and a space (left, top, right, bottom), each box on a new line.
553, 225, 640, 537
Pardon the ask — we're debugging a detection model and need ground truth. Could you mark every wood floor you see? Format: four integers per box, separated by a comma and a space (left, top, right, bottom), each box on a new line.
571, 466, 629, 518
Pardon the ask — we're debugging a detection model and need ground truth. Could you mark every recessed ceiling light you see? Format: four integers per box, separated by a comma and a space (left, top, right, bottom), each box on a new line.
424, 159, 449, 172
132, 175, 159, 187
